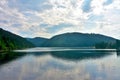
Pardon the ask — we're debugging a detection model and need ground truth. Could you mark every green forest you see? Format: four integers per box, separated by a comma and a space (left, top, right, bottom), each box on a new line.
0, 28, 34, 51
0, 28, 120, 51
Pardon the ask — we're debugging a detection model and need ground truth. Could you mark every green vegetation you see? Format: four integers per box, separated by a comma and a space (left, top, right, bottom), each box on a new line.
0, 28, 34, 51
95, 40, 120, 49
0, 28, 119, 50
95, 42, 116, 49
43, 32, 117, 48
26, 37, 48, 47
116, 40, 120, 50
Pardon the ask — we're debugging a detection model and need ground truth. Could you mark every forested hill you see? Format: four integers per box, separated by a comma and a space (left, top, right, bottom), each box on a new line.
43, 32, 117, 48
0, 28, 119, 50
0, 28, 34, 50
26, 37, 48, 47
116, 40, 120, 50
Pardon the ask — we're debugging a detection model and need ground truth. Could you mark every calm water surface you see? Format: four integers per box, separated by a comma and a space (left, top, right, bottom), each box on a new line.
0, 47, 120, 80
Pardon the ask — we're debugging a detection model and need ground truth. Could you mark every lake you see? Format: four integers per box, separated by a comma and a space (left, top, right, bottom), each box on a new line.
0, 47, 120, 80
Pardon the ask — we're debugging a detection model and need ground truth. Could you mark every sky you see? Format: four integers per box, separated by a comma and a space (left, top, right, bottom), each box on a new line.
0, 0, 120, 39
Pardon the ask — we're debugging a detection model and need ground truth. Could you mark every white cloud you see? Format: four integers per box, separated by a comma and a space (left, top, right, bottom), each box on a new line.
36, 0, 90, 25
0, 0, 120, 39
91, 0, 106, 15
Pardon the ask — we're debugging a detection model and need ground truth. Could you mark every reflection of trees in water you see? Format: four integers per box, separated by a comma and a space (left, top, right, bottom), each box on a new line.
0, 52, 26, 65
30, 50, 113, 61
0, 52, 48, 66
117, 50, 120, 56
50, 51, 113, 61
30, 52, 47, 56
0, 50, 115, 65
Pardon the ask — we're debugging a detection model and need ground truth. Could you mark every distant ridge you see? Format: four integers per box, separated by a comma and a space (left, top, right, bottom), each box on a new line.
43, 32, 117, 48
26, 37, 48, 47
0, 28, 119, 50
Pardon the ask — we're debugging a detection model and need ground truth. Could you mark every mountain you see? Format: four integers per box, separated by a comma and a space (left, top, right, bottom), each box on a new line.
0, 28, 34, 50
43, 32, 117, 48
26, 37, 48, 47
0, 28, 119, 50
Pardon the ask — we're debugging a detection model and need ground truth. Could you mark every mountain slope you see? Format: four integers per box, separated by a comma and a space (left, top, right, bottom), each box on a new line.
43, 32, 117, 48
0, 28, 34, 50
116, 40, 120, 50
26, 37, 48, 47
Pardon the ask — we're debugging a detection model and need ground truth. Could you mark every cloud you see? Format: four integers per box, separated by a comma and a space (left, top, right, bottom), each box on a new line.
0, 0, 120, 39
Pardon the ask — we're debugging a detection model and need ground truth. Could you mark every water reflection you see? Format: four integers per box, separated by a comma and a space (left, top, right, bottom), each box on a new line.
0, 52, 26, 65
117, 50, 120, 56
0, 48, 120, 80
0, 50, 114, 65
50, 51, 112, 61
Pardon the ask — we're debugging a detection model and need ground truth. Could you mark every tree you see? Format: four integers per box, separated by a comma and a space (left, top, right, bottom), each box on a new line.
116, 40, 120, 49
95, 42, 116, 49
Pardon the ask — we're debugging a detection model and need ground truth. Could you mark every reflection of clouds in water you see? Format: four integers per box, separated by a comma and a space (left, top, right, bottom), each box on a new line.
0, 53, 120, 80
35, 68, 90, 80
